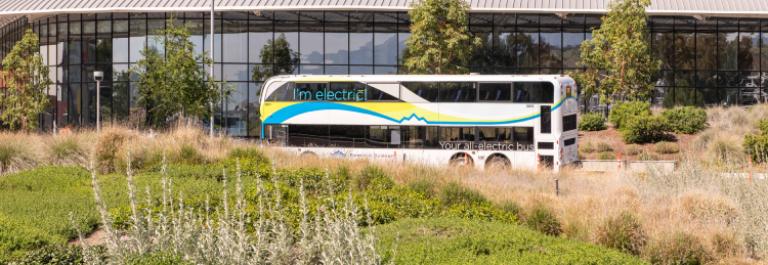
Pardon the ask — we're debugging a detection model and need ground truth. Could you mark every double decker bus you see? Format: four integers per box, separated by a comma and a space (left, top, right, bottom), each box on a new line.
259, 75, 579, 171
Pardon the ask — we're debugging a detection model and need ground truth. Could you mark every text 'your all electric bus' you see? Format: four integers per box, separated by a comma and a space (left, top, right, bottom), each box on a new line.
259, 75, 579, 171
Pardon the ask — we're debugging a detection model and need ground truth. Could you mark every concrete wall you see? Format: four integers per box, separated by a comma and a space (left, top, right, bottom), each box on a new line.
580, 160, 677, 174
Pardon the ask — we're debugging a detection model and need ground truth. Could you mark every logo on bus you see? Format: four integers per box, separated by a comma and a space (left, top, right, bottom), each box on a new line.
439, 141, 535, 152
293, 87, 367, 102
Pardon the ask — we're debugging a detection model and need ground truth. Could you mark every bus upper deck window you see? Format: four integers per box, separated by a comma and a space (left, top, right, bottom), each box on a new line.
513, 82, 554, 103
479, 83, 512, 101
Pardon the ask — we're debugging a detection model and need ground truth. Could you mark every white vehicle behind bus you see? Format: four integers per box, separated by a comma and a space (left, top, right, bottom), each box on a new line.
260, 75, 579, 171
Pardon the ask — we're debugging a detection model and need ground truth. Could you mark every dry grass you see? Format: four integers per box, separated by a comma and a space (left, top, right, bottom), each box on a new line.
0, 123, 257, 176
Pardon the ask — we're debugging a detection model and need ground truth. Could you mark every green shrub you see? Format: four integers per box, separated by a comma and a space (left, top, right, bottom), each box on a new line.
49, 137, 84, 163
439, 183, 489, 207
654, 141, 680, 154
354, 166, 395, 191
624, 144, 642, 156
597, 152, 616, 160
500, 201, 522, 219
127, 251, 190, 265
408, 179, 437, 199
744, 119, 768, 163
177, 144, 205, 164
13, 246, 87, 265
596, 212, 646, 255
596, 142, 614, 153
375, 218, 645, 265
524, 205, 562, 236
609, 101, 652, 129
662, 106, 708, 134
579, 142, 596, 154
579, 113, 607, 131
638, 152, 659, 161
0, 143, 17, 173
645, 232, 711, 265
621, 115, 670, 144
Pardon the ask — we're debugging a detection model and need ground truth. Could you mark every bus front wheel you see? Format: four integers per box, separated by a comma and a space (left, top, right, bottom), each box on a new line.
449, 153, 474, 168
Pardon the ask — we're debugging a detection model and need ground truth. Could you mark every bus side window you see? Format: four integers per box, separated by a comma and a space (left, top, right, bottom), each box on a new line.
541, 106, 551, 134
513, 82, 554, 103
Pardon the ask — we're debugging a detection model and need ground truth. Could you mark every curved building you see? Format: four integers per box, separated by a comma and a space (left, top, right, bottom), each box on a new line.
0, 0, 767, 135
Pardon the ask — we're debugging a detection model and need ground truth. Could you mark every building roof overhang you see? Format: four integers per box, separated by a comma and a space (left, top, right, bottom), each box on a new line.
0, 0, 767, 28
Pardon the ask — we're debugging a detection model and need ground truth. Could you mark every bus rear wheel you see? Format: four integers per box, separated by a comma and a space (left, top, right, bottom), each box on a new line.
485, 155, 511, 171
449, 153, 474, 168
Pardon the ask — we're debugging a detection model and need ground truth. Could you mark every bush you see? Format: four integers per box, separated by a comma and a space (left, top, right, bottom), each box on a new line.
579, 142, 596, 154
662, 106, 708, 134
354, 166, 395, 191
48, 137, 84, 163
596, 212, 646, 255
744, 119, 768, 163
13, 246, 87, 264
609, 101, 652, 129
524, 205, 562, 236
597, 152, 616, 160
579, 113, 607, 131
621, 115, 670, 144
0, 143, 17, 174
645, 232, 712, 265
177, 144, 205, 164
654, 141, 680, 154
596, 142, 614, 153
94, 129, 134, 173
408, 179, 437, 199
439, 183, 489, 207
624, 144, 642, 156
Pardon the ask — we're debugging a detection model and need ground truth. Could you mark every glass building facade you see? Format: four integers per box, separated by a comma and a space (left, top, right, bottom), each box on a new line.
0, 11, 767, 136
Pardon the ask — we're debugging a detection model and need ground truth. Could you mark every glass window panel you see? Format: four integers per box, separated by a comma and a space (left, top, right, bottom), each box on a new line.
350, 12, 373, 64
513, 82, 554, 103
97, 20, 111, 34
439, 82, 476, 102
68, 41, 81, 64
653, 31, 674, 70
674, 32, 695, 70
129, 17, 146, 62
513, 127, 534, 147
374, 66, 397, 74
350, 66, 373, 74
299, 12, 324, 64
222, 19, 248, 63
440, 127, 475, 142
249, 18, 273, 63
70, 21, 81, 35
289, 125, 329, 147
148, 19, 165, 56
248, 82, 262, 137
114, 20, 128, 33
300, 65, 323, 74
274, 12, 299, 70
719, 19, 739, 71
739, 20, 761, 71
326, 65, 348, 75
402, 82, 439, 102
113, 37, 129, 63
224, 82, 249, 136
479, 83, 511, 101
325, 12, 349, 64
696, 32, 717, 70
95, 38, 111, 64
223, 64, 248, 81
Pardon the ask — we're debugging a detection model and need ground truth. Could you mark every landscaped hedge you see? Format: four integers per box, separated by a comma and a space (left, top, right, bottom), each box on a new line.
744, 119, 768, 163
609, 101, 652, 129
621, 115, 670, 144
579, 113, 607, 131
661, 106, 707, 134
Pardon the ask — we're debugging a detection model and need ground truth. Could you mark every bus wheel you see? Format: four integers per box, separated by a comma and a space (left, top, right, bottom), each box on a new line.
449, 153, 474, 168
485, 155, 511, 171
300, 151, 318, 159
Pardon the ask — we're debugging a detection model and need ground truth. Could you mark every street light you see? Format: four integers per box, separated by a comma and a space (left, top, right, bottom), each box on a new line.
93, 70, 104, 132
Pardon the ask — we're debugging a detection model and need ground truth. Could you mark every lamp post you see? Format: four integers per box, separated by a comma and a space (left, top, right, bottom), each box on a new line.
93, 70, 104, 132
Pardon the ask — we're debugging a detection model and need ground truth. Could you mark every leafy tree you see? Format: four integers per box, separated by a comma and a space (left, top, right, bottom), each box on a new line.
251, 34, 298, 82
576, 0, 660, 102
0, 29, 52, 132
132, 18, 219, 128
403, 0, 482, 74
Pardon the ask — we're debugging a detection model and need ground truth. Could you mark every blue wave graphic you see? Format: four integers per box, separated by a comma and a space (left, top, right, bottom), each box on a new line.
263, 97, 575, 126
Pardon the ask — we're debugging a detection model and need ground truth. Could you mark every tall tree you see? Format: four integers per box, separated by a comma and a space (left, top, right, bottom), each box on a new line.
0, 29, 52, 132
133, 18, 219, 128
251, 34, 298, 82
403, 0, 482, 74
576, 0, 660, 101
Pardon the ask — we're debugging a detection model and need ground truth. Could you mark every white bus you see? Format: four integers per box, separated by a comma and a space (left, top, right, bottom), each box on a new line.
259, 75, 579, 171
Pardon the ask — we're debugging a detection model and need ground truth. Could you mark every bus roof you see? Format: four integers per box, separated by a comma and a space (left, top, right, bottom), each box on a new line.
264, 74, 572, 83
